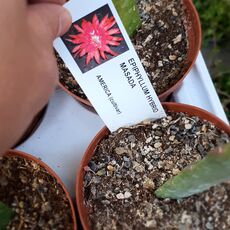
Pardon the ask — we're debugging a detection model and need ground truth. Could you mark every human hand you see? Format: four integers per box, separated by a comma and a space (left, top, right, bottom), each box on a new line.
0, 0, 71, 154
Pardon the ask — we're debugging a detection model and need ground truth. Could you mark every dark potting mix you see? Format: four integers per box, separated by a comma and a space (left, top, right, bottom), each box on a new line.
0, 156, 74, 229
57, 0, 188, 99
83, 112, 230, 229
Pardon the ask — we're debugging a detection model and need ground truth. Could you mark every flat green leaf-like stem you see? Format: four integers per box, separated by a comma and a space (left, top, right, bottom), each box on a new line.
112, 0, 141, 36
155, 143, 230, 199
0, 202, 12, 230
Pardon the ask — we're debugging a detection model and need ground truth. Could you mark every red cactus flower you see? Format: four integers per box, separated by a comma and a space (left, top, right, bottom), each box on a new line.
67, 14, 123, 65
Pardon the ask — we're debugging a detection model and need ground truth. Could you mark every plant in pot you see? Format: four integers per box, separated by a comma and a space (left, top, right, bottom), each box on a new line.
57, 0, 201, 106
155, 143, 230, 199
76, 103, 230, 229
0, 150, 77, 229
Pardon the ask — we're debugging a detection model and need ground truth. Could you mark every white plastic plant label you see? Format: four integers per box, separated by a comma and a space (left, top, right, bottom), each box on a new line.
54, 0, 166, 132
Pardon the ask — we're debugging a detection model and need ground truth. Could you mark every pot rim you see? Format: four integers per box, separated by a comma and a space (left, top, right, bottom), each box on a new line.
76, 102, 230, 229
13, 105, 48, 148
4, 149, 77, 230
58, 82, 91, 107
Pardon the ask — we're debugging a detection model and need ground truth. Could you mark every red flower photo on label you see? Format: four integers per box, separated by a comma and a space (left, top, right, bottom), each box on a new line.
67, 14, 123, 64
62, 4, 129, 73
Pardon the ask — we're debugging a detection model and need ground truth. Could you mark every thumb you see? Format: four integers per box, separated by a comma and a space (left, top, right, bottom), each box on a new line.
28, 3, 72, 40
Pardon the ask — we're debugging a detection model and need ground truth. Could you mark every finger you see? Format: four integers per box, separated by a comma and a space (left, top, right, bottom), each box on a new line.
28, 0, 66, 5
28, 3, 72, 40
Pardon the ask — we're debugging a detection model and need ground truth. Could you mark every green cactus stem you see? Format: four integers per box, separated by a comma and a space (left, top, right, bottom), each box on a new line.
155, 143, 230, 199
112, 0, 141, 36
0, 202, 12, 230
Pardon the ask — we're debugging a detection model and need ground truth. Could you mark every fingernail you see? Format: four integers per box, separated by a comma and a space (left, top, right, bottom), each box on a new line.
58, 8, 72, 36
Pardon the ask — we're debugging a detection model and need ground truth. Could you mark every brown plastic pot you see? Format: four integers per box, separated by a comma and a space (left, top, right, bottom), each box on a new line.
59, 0, 201, 105
4, 149, 77, 230
76, 102, 230, 229
13, 105, 48, 148
58, 83, 92, 107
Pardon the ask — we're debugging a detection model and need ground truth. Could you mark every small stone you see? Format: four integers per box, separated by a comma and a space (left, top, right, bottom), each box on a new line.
111, 160, 117, 165
146, 137, 153, 143
128, 135, 136, 143
144, 220, 157, 228
172, 10, 178, 16
148, 164, 154, 171
38, 178, 44, 184
123, 156, 130, 162
15, 208, 20, 214
101, 200, 110, 205
156, 207, 163, 219
152, 154, 160, 160
133, 162, 145, 173
201, 124, 207, 132
144, 157, 150, 163
142, 60, 151, 67
143, 34, 153, 45
124, 191, 132, 199
173, 34, 182, 44
20, 176, 27, 184
96, 169, 106, 176
102, 156, 110, 164
157, 161, 164, 169
158, 61, 163, 67
195, 201, 202, 212
169, 55, 177, 61
91, 186, 97, 197
167, 116, 173, 121
136, 153, 142, 162
124, 161, 131, 169
88, 161, 97, 172
152, 124, 158, 129
19, 201, 24, 208
116, 193, 125, 199
169, 136, 175, 141
185, 124, 192, 130
170, 125, 179, 134
131, 143, 136, 148
172, 168, 180, 175
184, 119, 190, 124
31, 162, 39, 170
117, 128, 123, 133
197, 144, 204, 153
115, 147, 128, 155
92, 176, 101, 184
181, 211, 192, 224
107, 165, 114, 171
134, 45, 143, 50
143, 178, 155, 190
141, 150, 148, 156
155, 130, 163, 136
208, 217, 213, 221
206, 222, 213, 230
97, 163, 105, 169
157, 20, 164, 27
154, 142, 162, 148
